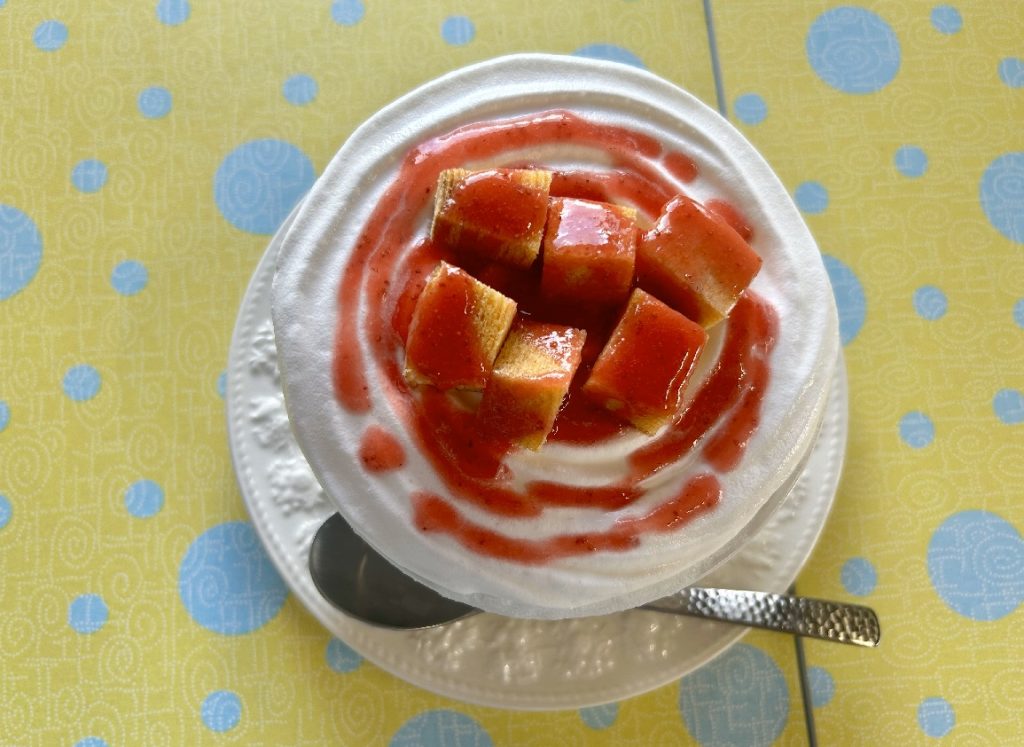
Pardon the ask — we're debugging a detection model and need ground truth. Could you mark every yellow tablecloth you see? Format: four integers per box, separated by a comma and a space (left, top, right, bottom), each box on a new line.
1, 1, 1021, 744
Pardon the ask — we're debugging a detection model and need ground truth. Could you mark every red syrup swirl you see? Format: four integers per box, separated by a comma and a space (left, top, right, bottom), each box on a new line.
330, 109, 777, 562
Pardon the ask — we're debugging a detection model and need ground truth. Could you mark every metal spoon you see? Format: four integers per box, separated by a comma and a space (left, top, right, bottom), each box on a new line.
309, 513, 880, 647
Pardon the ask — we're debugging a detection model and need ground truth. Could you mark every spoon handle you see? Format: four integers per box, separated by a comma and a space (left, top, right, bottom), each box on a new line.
642, 588, 881, 647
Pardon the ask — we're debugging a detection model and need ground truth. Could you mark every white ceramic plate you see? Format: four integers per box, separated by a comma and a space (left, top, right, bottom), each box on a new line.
227, 202, 848, 710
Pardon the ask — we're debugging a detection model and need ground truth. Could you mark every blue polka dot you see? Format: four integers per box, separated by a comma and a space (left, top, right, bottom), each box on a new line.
895, 145, 928, 178
999, 58, 1024, 88
807, 666, 835, 708
214, 139, 315, 235
918, 697, 955, 738
930, 5, 962, 34
0, 495, 11, 530
137, 86, 172, 119
71, 159, 108, 194
283, 74, 318, 106
331, 0, 364, 26
841, 557, 877, 596
1013, 299, 1024, 329
680, 644, 788, 747
980, 153, 1024, 244
734, 93, 767, 125
156, 0, 190, 26
0, 205, 42, 301
572, 43, 646, 69
900, 411, 935, 448
111, 260, 148, 296
795, 181, 829, 214
822, 254, 866, 345
68, 594, 108, 634
390, 710, 492, 747
579, 704, 618, 730
125, 479, 164, 518
806, 7, 901, 94
928, 510, 1023, 620
33, 20, 68, 51
326, 638, 363, 673
913, 286, 947, 320
993, 389, 1024, 425
441, 15, 475, 46
216, 371, 227, 399
201, 691, 241, 732
63, 365, 101, 402
74, 739, 109, 747
0, 401, 8, 432
178, 521, 288, 635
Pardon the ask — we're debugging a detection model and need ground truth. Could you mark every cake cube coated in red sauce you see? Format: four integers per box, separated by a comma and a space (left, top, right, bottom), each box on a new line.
636, 195, 762, 327
478, 320, 586, 450
404, 261, 517, 391
582, 288, 707, 435
540, 197, 638, 306
430, 168, 553, 269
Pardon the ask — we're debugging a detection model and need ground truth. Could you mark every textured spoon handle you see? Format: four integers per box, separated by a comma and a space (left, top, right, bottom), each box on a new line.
644, 588, 881, 647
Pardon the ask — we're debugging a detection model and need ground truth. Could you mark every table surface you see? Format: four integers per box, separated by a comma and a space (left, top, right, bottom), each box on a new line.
1, 1, 1022, 745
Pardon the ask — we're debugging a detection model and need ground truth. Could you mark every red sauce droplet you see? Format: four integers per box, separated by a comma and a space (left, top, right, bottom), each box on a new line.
358, 425, 406, 472
664, 151, 699, 183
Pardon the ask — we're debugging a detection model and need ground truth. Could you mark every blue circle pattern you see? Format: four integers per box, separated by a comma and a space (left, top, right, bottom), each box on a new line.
441, 16, 475, 46
156, 0, 190, 26
795, 181, 829, 213
734, 93, 767, 125
111, 260, 148, 296
283, 74, 318, 106
980, 153, 1024, 244
34, 20, 68, 51
63, 365, 101, 402
325, 638, 362, 673
927, 510, 1023, 620
913, 285, 947, 320
331, 0, 365, 26
178, 521, 288, 634
895, 145, 928, 177
72, 159, 108, 193
930, 6, 962, 34
572, 43, 646, 69
202, 691, 242, 732
900, 411, 935, 448
999, 58, 1024, 88
579, 703, 618, 730
918, 697, 955, 738
679, 644, 788, 747
214, 139, 315, 235
841, 557, 877, 596
806, 7, 901, 94
1014, 299, 1024, 329
807, 666, 835, 708
74, 739, 109, 747
389, 710, 493, 747
993, 389, 1024, 425
125, 479, 164, 518
0, 205, 43, 300
0, 495, 10, 530
216, 371, 227, 398
69, 594, 109, 634
0, 401, 8, 432
822, 254, 866, 345
138, 86, 172, 119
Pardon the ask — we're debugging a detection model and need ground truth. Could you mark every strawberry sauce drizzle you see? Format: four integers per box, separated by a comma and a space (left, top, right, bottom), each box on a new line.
331, 109, 777, 562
